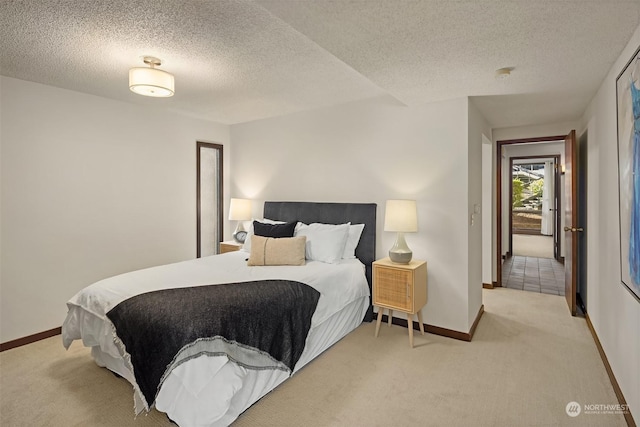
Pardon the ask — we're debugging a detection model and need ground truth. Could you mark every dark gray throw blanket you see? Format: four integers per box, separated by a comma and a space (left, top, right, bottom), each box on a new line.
106, 280, 320, 409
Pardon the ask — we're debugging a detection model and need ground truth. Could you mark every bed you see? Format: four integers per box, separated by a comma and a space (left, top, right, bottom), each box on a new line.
61, 201, 376, 427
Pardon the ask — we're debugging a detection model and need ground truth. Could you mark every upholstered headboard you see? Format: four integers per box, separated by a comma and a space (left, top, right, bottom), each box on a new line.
263, 201, 377, 321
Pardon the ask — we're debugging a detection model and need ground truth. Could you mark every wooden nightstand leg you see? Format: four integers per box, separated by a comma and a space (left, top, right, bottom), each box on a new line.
375, 309, 384, 337
417, 310, 425, 335
388, 309, 393, 327
407, 313, 414, 348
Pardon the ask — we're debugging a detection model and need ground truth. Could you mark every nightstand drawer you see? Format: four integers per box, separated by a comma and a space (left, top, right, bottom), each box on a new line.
374, 267, 413, 311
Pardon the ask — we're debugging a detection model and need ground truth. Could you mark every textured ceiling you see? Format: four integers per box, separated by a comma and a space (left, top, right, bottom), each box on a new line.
1, 1, 639, 128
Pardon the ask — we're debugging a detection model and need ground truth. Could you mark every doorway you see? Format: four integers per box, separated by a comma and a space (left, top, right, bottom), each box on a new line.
496, 132, 581, 316
509, 156, 561, 261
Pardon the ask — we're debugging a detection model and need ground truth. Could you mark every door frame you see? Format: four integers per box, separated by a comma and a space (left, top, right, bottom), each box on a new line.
554, 157, 561, 260
495, 135, 567, 288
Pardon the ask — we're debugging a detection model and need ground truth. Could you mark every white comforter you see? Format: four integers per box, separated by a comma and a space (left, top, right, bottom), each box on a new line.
62, 251, 370, 426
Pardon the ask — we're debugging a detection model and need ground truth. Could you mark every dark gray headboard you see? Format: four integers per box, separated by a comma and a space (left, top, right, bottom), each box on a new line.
263, 201, 377, 322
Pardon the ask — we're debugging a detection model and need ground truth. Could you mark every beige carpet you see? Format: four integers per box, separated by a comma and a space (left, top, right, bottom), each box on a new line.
513, 234, 555, 258
0, 289, 627, 427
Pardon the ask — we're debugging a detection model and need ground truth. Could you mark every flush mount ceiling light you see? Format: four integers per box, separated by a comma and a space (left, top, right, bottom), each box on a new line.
495, 67, 514, 80
129, 56, 175, 97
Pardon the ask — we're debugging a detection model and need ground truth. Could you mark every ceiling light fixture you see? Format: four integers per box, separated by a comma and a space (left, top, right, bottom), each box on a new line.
495, 67, 514, 80
129, 56, 175, 97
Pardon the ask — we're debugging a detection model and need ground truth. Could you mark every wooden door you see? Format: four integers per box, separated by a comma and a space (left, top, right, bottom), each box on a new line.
564, 130, 578, 315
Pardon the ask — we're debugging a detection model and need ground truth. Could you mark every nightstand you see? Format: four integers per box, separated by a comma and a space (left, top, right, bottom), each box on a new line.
373, 257, 427, 348
219, 240, 242, 254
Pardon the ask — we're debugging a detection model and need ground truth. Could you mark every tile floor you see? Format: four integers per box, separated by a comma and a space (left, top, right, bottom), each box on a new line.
502, 256, 565, 295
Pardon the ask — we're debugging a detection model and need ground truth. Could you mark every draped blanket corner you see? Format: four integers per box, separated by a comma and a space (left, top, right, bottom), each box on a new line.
106, 279, 320, 411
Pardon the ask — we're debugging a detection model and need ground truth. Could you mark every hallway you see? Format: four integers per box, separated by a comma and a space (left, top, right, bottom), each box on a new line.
502, 256, 565, 295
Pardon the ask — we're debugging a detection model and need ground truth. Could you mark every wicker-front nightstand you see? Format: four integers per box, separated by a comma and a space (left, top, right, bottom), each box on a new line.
373, 257, 427, 348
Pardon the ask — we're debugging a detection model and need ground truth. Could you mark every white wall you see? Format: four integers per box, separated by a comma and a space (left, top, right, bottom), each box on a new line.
0, 78, 4, 324
581, 24, 640, 419
467, 100, 491, 327
230, 95, 480, 333
0, 77, 230, 342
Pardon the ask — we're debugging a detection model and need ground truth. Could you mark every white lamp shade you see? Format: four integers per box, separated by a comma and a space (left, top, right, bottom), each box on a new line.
229, 198, 252, 221
384, 200, 418, 232
129, 67, 175, 97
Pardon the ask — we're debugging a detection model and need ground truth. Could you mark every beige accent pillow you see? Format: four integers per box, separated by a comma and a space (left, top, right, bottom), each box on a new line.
247, 235, 306, 266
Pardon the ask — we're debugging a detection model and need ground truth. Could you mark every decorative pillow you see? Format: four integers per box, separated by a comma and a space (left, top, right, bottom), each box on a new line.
253, 220, 297, 238
247, 235, 306, 266
342, 223, 365, 259
242, 218, 285, 252
295, 223, 350, 264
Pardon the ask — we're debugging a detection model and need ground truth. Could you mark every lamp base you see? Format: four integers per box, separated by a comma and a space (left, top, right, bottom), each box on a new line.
389, 250, 413, 264
389, 232, 413, 264
232, 222, 247, 244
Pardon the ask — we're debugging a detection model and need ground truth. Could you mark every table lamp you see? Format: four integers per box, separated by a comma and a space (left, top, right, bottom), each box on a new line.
384, 200, 418, 263
229, 198, 252, 243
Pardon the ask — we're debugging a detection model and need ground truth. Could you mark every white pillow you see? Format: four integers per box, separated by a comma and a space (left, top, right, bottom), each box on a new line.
241, 218, 285, 252
295, 223, 350, 264
342, 223, 365, 259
